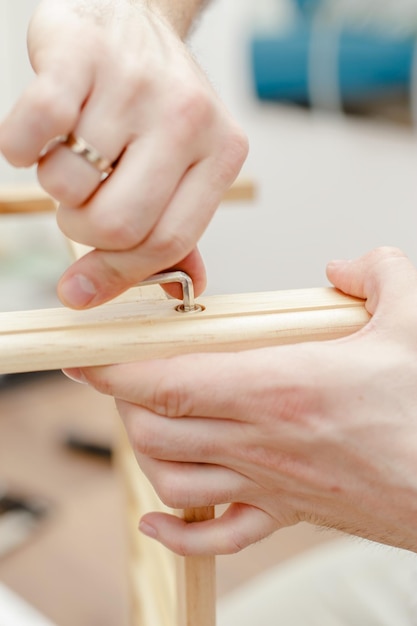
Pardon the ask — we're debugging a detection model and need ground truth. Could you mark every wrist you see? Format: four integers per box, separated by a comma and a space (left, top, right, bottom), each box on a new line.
144, 0, 207, 39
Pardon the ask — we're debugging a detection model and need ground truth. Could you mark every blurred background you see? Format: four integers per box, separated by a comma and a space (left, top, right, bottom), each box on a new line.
195, 0, 417, 294
0, 0, 417, 624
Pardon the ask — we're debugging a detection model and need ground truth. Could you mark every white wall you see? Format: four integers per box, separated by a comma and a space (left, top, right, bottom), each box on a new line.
190, 0, 417, 293
0, 0, 416, 298
0, 0, 38, 184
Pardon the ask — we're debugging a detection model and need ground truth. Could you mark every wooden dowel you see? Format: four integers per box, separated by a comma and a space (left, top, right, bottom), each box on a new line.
66, 241, 218, 626
0, 288, 369, 375
176, 507, 216, 626
110, 286, 217, 626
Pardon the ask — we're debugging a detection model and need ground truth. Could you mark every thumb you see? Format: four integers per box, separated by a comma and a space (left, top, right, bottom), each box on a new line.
57, 245, 206, 308
326, 247, 417, 317
139, 503, 278, 556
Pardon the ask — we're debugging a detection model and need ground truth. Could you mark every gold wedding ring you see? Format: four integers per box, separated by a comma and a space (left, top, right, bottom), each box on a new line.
62, 133, 114, 175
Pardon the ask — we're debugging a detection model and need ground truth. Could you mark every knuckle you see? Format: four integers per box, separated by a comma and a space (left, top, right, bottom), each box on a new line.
30, 78, 78, 135
87, 373, 113, 396
167, 85, 214, 141
368, 246, 406, 262
175, 545, 188, 557
37, 168, 86, 206
152, 372, 193, 418
225, 528, 249, 554
172, 536, 191, 557
216, 127, 249, 184
147, 227, 191, 266
361, 247, 410, 292
227, 126, 250, 165
116, 406, 159, 458
131, 425, 158, 458
154, 475, 184, 509
0, 76, 78, 166
274, 387, 314, 423
89, 210, 142, 250
110, 73, 150, 118
121, 60, 154, 101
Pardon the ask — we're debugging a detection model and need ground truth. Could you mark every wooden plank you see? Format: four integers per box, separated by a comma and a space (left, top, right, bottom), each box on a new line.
0, 185, 56, 213
0, 288, 369, 375
221, 177, 255, 202
115, 426, 178, 626
0, 176, 255, 215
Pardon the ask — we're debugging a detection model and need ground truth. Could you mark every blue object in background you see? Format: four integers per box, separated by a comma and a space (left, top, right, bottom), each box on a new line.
292, 0, 321, 18
251, 24, 415, 107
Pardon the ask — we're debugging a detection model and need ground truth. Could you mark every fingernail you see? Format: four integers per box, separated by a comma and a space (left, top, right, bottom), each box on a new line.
59, 274, 97, 308
62, 368, 88, 384
139, 520, 158, 539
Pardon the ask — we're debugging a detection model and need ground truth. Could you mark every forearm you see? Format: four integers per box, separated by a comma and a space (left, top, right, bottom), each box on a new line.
146, 0, 210, 37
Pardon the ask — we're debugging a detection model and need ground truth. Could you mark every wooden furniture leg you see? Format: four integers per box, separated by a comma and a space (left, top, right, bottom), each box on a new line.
110, 280, 216, 626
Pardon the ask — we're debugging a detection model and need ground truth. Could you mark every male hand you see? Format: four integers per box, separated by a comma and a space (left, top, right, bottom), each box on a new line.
0, 0, 248, 307
64, 247, 417, 555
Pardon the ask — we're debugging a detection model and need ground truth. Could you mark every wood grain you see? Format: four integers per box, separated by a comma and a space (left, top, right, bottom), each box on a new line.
0, 287, 369, 375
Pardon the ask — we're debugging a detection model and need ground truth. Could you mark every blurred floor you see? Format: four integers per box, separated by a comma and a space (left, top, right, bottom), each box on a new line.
0, 372, 130, 626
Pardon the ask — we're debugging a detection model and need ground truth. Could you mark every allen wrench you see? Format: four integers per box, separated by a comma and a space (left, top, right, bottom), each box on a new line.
138, 271, 204, 313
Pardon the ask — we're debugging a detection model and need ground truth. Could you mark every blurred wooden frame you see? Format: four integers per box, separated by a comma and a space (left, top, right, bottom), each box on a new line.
0, 178, 369, 626
0, 177, 256, 214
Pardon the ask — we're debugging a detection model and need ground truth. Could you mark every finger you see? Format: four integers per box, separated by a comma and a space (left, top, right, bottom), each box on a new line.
57, 156, 227, 308
135, 455, 253, 509
116, 399, 235, 464
326, 247, 417, 317
68, 352, 257, 418
0, 63, 92, 167
55, 132, 195, 249
37, 118, 125, 209
139, 503, 278, 555
0, 4, 98, 166
37, 140, 107, 208
72, 346, 311, 423
57, 241, 206, 308
36, 54, 159, 208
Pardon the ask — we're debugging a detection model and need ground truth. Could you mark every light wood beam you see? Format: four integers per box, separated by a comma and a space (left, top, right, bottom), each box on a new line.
0, 287, 369, 375
0, 177, 255, 215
